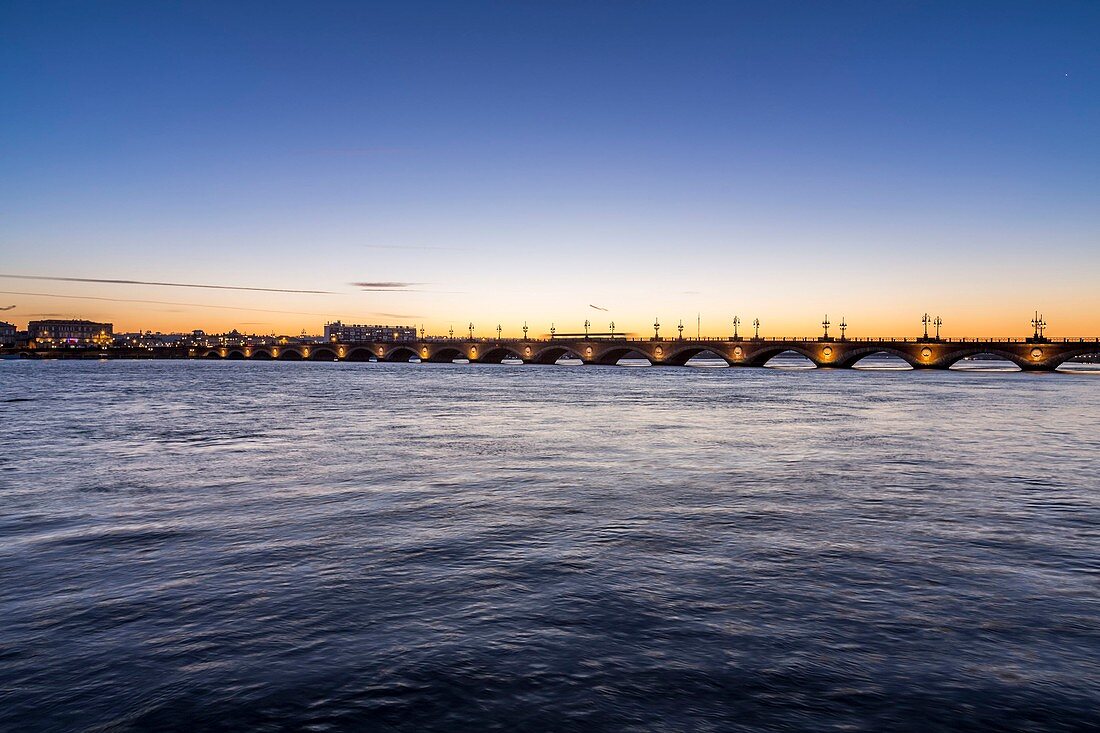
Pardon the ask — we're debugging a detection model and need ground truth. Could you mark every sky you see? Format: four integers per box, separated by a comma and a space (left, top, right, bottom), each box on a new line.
2, 0, 1098, 338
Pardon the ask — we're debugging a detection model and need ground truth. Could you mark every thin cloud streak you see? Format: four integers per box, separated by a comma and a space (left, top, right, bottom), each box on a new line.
351, 282, 422, 288
0, 305, 15, 311
589, 304, 609, 312
0, 291, 337, 317
0, 273, 332, 294
359, 245, 474, 252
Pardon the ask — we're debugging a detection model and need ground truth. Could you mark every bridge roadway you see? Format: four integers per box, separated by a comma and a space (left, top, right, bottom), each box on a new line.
18, 337, 1100, 371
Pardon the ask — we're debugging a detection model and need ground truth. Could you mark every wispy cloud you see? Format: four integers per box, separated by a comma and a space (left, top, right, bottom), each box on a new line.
351, 282, 422, 289
589, 304, 609, 312
0, 290, 337, 317
0, 305, 15, 311
0, 273, 332, 294
360, 245, 473, 252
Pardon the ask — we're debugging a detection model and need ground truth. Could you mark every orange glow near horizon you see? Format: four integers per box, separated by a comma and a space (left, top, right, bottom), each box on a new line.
2, 267, 1098, 339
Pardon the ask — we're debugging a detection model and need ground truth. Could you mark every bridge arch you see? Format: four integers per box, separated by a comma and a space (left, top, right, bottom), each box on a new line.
1055, 349, 1100, 371
664, 346, 730, 367
425, 346, 464, 363
747, 346, 819, 368
226, 349, 246, 360
383, 346, 419, 362
344, 347, 375, 362
594, 346, 653, 366
479, 346, 526, 363
203, 349, 223, 359
249, 349, 273, 360
532, 345, 585, 365
837, 347, 919, 369
943, 348, 1026, 371
277, 348, 303, 360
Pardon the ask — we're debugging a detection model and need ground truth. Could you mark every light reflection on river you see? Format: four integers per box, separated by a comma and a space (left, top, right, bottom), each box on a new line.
1, 359, 1098, 731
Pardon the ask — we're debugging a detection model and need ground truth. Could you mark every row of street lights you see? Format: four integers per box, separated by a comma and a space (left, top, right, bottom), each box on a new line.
441, 313, 1049, 342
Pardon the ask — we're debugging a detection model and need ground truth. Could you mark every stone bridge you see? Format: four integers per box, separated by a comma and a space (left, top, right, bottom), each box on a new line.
184, 337, 1100, 371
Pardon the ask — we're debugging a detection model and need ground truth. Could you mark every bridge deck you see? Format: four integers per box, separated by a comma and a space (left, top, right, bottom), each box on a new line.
8, 337, 1100, 371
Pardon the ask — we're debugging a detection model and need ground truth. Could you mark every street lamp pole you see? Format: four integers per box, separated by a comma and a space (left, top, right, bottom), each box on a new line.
677, 320, 684, 340
609, 321, 615, 338
821, 315, 831, 340
584, 319, 590, 338
839, 317, 847, 340
653, 317, 660, 340
922, 313, 931, 340
732, 315, 740, 340
468, 322, 475, 340
753, 318, 760, 340
934, 316, 942, 340
523, 322, 528, 339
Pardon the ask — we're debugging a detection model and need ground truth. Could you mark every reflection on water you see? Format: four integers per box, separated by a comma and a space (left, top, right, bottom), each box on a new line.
1, 360, 1098, 732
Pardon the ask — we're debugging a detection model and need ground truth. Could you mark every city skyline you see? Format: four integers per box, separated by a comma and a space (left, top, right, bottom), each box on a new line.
3, 2, 1099, 336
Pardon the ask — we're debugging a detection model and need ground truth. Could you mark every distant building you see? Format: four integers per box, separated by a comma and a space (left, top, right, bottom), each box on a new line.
0, 321, 15, 346
324, 321, 417, 342
29, 319, 113, 346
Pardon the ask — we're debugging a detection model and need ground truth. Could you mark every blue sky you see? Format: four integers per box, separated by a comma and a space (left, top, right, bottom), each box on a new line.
2, 1, 1098, 335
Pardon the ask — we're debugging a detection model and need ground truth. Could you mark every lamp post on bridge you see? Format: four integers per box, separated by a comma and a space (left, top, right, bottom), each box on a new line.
839, 317, 847, 341
468, 322, 475, 340
496, 324, 502, 340
420, 324, 425, 340
653, 317, 661, 340
449, 325, 454, 340
550, 323, 556, 340
921, 313, 931, 340
753, 318, 760, 340
821, 315, 831, 341
1030, 312, 1048, 343
609, 321, 615, 338
934, 316, 942, 341
523, 322, 528, 340
677, 319, 684, 340
584, 319, 590, 338
732, 316, 740, 341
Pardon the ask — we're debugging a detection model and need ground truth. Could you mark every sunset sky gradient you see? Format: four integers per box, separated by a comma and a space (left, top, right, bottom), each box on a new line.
3, 1, 1098, 337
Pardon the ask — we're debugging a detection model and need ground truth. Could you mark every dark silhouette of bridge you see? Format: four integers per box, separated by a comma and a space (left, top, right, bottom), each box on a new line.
21, 335, 1095, 371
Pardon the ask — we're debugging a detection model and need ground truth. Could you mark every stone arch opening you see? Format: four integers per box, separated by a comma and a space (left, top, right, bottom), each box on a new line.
480, 347, 526, 364
665, 347, 729, 367
278, 349, 303, 360
946, 351, 1023, 371
841, 349, 916, 370
596, 347, 652, 366
345, 348, 374, 362
1056, 350, 1100, 373
226, 350, 246, 360
754, 349, 818, 369
426, 347, 465, 363
533, 346, 584, 365
383, 346, 419, 363
203, 350, 223, 359
250, 350, 273, 360
308, 348, 339, 362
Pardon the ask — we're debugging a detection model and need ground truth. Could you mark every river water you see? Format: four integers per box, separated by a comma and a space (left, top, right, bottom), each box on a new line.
1, 359, 1098, 731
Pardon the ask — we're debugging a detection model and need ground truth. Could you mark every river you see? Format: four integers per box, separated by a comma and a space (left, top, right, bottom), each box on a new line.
1, 359, 1098, 731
